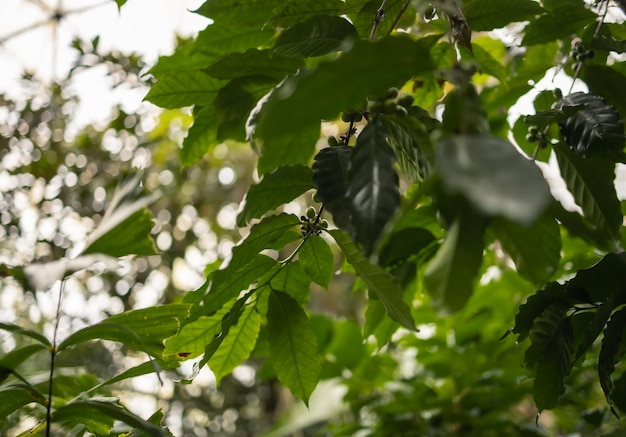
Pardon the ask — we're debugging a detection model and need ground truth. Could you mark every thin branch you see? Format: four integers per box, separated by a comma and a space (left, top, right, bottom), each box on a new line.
46, 279, 66, 437
369, 0, 389, 40
386, 0, 411, 36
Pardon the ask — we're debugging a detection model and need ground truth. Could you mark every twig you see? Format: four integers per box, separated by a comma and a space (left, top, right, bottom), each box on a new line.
46, 279, 66, 437
369, 0, 389, 40
386, 0, 411, 36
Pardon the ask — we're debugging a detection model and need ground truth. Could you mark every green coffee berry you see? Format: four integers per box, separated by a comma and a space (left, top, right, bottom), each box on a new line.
306, 206, 316, 219
397, 94, 414, 108
327, 136, 339, 147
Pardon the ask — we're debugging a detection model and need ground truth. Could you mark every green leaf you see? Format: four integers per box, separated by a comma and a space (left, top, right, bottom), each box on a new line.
347, 118, 400, 255
0, 322, 51, 346
53, 399, 168, 436
256, 123, 321, 175
237, 165, 314, 227
312, 145, 353, 230
194, 0, 283, 27
269, 0, 345, 28
0, 344, 48, 384
144, 70, 227, 109
194, 22, 274, 58
180, 106, 219, 166
599, 307, 626, 416
205, 49, 303, 80
554, 144, 622, 249
525, 302, 569, 368
270, 261, 311, 304
113, 0, 127, 10
522, 4, 596, 46
256, 35, 434, 141
273, 15, 358, 58
533, 316, 573, 412
435, 135, 551, 224
567, 252, 626, 303
0, 384, 46, 418
582, 65, 626, 121
471, 42, 507, 84
97, 360, 179, 391
329, 229, 416, 330
423, 209, 486, 314
267, 290, 321, 405
204, 255, 279, 316
464, 0, 543, 31
523, 105, 585, 128
299, 235, 334, 288
352, 0, 410, 37
209, 303, 262, 385
491, 215, 561, 285
442, 82, 490, 135
58, 304, 191, 360
164, 308, 229, 360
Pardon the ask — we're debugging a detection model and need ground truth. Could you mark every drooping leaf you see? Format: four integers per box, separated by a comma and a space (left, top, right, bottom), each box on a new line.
533, 316, 573, 412
463, 0, 544, 31
435, 135, 551, 224
423, 208, 486, 314
270, 261, 311, 304
0, 385, 46, 418
525, 302, 569, 368
491, 215, 561, 285
53, 399, 169, 436
180, 106, 219, 166
554, 144, 622, 250
299, 235, 334, 288
513, 282, 569, 341
144, 70, 227, 109
329, 229, 416, 331
237, 165, 314, 227
555, 92, 625, 161
255, 35, 434, 142
209, 303, 262, 385
0, 344, 48, 384
267, 290, 321, 406
311, 145, 353, 230
0, 322, 51, 346
164, 307, 229, 360
599, 307, 626, 416
273, 15, 358, 57
347, 118, 400, 255
269, 0, 345, 28
58, 304, 191, 361
205, 49, 303, 80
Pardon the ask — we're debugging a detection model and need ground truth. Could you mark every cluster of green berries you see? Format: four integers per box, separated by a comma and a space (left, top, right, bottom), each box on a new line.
366, 87, 415, 117
570, 38, 594, 64
525, 126, 544, 143
300, 206, 329, 238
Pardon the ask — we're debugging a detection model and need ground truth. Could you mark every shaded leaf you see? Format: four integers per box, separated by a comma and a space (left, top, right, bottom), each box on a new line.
144, 70, 227, 109
268, 290, 321, 405
523, 104, 585, 128
237, 165, 314, 227
256, 123, 321, 175
209, 303, 262, 385
329, 229, 416, 330
582, 65, 626, 120
0, 344, 47, 384
435, 135, 551, 224
525, 302, 569, 368
0, 384, 46, 418
423, 209, 486, 314
347, 118, 400, 255
180, 106, 219, 166
193, 22, 274, 58
513, 282, 569, 341
441, 83, 490, 135
270, 261, 311, 304
599, 307, 626, 415
464, 0, 543, 31
205, 49, 303, 80
312, 145, 353, 230
273, 15, 358, 57
299, 235, 334, 288
522, 4, 596, 46
269, 0, 344, 28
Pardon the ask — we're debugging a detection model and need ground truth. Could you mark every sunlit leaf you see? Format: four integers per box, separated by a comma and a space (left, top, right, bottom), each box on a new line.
299, 235, 334, 288
268, 290, 321, 405
164, 307, 229, 360
194, 0, 283, 27
273, 15, 357, 57
0, 323, 51, 346
205, 49, 303, 80
144, 70, 227, 109
329, 229, 416, 330
180, 106, 219, 166
237, 165, 314, 227
194, 22, 274, 57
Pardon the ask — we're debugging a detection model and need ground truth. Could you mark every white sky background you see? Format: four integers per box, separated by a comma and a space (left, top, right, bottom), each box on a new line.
0, 0, 207, 125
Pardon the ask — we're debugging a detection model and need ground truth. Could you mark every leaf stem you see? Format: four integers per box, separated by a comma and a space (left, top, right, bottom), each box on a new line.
369, 0, 389, 40
46, 279, 65, 437
386, 0, 411, 36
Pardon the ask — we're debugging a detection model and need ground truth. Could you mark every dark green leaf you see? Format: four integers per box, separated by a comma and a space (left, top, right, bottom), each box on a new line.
273, 15, 358, 57
582, 65, 626, 125
312, 145, 353, 230
554, 144, 622, 249
299, 235, 334, 288
205, 49, 303, 80
0, 344, 47, 384
423, 209, 486, 314
194, 23, 274, 58
0, 385, 46, 418
270, 261, 311, 304
256, 123, 321, 175
347, 118, 400, 255
533, 316, 573, 412
0, 322, 51, 346
513, 282, 569, 341
268, 290, 321, 405
144, 70, 227, 109
329, 229, 416, 331
352, 0, 410, 37
567, 252, 626, 303
256, 35, 434, 141
435, 135, 551, 224
522, 4, 596, 46
269, 0, 344, 28
523, 104, 585, 128
441, 83, 490, 135
237, 165, 314, 227
525, 302, 569, 368
464, 0, 544, 31
491, 215, 561, 285
194, 0, 283, 27
599, 307, 626, 415
209, 303, 262, 385
180, 106, 219, 166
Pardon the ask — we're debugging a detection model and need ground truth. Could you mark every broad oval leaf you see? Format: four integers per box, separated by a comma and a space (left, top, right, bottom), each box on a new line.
164, 308, 229, 360
347, 118, 400, 256
144, 70, 227, 109
205, 49, 303, 80
269, 0, 345, 28
464, 0, 544, 31
299, 235, 334, 288
312, 145, 353, 230
237, 165, 314, 227
273, 15, 358, 57
268, 290, 321, 406
270, 261, 311, 304
329, 229, 416, 331
435, 135, 551, 224
423, 209, 486, 314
